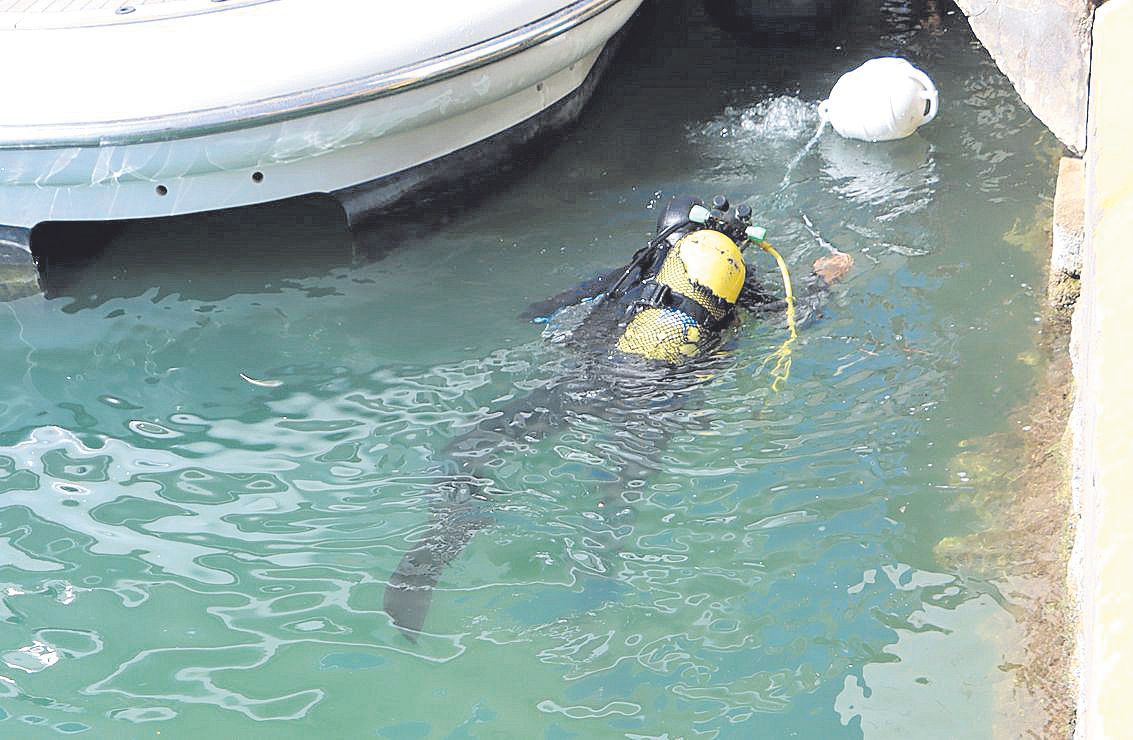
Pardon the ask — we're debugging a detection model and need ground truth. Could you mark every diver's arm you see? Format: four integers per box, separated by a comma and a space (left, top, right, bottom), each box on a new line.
739, 251, 853, 321
736, 274, 780, 311
518, 265, 629, 322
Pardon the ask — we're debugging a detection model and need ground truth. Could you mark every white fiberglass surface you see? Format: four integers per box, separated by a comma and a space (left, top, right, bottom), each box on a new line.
0, 0, 268, 26
0, 0, 589, 125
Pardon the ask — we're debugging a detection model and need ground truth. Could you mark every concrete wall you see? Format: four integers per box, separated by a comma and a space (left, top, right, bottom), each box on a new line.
1071, 0, 1133, 736
953, 0, 1093, 154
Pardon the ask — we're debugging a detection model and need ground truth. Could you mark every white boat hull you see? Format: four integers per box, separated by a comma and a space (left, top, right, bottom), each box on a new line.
0, 0, 642, 232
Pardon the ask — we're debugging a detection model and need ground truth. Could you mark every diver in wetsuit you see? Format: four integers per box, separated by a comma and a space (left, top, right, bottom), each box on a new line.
383, 195, 853, 638
524, 194, 852, 362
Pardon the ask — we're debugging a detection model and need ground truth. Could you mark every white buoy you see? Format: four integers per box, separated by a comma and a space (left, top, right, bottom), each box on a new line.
818, 57, 939, 142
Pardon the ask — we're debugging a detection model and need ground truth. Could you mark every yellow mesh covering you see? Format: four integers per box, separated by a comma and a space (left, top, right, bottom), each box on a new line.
614, 229, 746, 364
616, 307, 702, 363
655, 248, 729, 322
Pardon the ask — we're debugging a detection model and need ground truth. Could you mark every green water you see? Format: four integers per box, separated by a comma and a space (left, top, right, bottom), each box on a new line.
0, 2, 1056, 737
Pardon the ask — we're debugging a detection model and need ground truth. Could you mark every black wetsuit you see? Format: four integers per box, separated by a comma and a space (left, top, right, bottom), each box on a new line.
383, 202, 837, 638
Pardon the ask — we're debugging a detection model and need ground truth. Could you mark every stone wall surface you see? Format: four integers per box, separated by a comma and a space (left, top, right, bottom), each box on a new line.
1050, 156, 1084, 309
953, 0, 1093, 153
1071, 0, 1133, 737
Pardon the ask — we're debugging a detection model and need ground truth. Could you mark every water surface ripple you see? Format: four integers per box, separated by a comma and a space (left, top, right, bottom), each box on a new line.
0, 2, 1055, 737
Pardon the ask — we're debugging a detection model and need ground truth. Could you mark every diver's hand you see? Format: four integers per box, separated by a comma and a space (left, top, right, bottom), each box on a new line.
813, 251, 854, 284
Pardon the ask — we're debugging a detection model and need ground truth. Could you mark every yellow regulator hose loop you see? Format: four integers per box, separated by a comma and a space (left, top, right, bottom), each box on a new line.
757, 240, 797, 390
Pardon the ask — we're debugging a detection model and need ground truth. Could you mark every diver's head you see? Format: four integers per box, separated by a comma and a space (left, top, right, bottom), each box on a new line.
656, 195, 703, 244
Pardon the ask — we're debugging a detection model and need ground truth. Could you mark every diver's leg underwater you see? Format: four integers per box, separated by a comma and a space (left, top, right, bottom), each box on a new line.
381, 195, 853, 639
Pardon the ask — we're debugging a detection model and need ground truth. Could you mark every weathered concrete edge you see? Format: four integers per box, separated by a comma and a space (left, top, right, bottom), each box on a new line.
1051, 156, 1085, 310
953, 0, 1093, 154
1071, 0, 1133, 736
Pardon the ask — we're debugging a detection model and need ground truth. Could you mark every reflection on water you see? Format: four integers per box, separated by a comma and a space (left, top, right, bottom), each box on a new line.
0, 0, 1058, 737
819, 134, 936, 211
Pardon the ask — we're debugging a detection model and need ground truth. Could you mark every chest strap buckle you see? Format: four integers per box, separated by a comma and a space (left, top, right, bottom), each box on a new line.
639, 281, 671, 308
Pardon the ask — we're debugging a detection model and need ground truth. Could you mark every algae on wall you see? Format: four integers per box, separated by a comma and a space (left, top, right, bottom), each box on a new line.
935, 321, 1076, 739
934, 193, 1077, 737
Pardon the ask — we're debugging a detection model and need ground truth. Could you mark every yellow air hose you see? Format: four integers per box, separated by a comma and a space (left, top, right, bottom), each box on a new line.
687, 204, 798, 389
755, 240, 797, 390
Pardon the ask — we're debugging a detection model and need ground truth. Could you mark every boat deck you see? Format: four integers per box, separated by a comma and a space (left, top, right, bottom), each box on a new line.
0, 0, 270, 28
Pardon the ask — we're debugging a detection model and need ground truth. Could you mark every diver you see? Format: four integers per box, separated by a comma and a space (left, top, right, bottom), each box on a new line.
521, 193, 852, 365
383, 194, 853, 639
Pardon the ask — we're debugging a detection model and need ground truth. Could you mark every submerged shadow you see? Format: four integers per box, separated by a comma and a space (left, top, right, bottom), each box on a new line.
33, 196, 355, 307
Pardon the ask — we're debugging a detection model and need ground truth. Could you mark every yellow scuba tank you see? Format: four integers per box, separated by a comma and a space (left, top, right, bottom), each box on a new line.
616, 229, 746, 363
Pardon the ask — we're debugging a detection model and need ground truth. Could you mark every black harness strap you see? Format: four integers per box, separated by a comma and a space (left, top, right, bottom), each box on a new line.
634, 280, 733, 332
604, 220, 697, 302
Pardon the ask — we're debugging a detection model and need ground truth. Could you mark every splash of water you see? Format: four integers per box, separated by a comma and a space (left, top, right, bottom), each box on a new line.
778, 118, 829, 192
688, 96, 824, 174
723, 95, 822, 141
